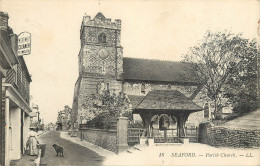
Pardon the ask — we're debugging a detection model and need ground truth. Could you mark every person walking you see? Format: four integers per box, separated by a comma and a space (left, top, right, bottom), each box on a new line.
27, 127, 39, 156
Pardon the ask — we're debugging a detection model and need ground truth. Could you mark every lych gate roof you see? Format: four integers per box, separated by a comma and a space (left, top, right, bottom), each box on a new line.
133, 90, 203, 113
123, 57, 197, 84
127, 95, 145, 108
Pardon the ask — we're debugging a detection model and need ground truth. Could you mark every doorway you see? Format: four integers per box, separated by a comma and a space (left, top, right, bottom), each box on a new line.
152, 114, 178, 143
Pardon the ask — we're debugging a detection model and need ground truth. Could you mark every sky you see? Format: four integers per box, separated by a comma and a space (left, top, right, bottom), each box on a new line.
0, 0, 259, 124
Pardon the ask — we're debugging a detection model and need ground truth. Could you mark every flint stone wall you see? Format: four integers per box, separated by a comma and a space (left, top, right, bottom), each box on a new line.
78, 128, 117, 152
199, 123, 260, 148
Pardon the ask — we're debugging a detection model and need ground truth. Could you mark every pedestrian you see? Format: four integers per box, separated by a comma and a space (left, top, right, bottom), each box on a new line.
27, 127, 40, 156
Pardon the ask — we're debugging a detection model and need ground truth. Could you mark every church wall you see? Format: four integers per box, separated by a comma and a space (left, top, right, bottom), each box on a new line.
187, 88, 210, 126
82, 27, 119, 46
74, 14, 124, 124
71, 78, 81, 126
81, 45, 118, 76
123, 81, 198, 98
76, 77, 122, 123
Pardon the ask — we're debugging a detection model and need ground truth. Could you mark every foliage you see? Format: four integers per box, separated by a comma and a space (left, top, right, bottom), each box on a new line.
184, 30, 257, 117
85, 90, 132, 129
224, 39, 258, 114
128, 121, 143, 128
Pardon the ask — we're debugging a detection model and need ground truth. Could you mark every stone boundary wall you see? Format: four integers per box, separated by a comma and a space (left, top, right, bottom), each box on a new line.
78, 128, 117, 152
199, 123, 260, 148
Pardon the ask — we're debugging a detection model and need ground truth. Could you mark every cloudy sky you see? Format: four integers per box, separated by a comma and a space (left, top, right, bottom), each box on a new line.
1, 0, 259, 124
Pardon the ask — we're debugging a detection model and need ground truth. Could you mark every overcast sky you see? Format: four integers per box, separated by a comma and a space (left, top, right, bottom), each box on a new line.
1, 0, 259, 124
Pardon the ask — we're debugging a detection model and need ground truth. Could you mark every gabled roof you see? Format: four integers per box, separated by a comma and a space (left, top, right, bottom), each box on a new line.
123, 57, 197, 84
0, 30, 18, 70
94, 12, 106, 20
127, 95, 145, 108
133, 90, 203, 113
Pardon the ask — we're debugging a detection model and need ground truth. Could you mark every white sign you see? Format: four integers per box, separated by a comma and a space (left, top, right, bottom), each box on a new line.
18, 32, 31, 56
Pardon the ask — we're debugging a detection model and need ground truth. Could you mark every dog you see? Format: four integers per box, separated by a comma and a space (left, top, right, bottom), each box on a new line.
52, 144, 64, 157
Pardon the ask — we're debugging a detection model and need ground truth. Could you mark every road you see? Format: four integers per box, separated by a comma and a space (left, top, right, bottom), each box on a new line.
38, 131, 104, 166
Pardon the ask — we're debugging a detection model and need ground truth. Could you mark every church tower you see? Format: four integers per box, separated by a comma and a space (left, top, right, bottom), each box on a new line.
72, 13, 123, 124
79, 12, 123, 79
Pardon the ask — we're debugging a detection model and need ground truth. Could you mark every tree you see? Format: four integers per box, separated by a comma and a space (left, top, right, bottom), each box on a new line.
224, 39, 258, 114
184, 31, 255, 118
86, 90, 132, 129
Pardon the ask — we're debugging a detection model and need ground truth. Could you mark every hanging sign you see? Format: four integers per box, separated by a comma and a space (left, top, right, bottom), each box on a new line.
18, 32, 31, 56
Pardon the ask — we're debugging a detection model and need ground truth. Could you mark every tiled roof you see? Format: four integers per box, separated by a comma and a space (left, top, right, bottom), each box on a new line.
123, 57, 197, 84
134, 90, 203, 112
127, 95, 145, 108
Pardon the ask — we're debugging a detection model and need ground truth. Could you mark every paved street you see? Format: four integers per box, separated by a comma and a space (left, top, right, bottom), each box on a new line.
38, 131, 104, 166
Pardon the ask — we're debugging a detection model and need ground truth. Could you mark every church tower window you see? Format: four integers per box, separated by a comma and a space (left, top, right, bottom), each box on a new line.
141, 84, 145, 94
106, 83, 110, 91
98, 33, 106, 43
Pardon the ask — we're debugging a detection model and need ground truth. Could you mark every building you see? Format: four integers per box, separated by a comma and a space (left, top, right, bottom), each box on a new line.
0, 11, 32, 166
72, 13, 210, 141
56, 105, 72, 130
29, 104, 41, 130
45, 122, 55, 131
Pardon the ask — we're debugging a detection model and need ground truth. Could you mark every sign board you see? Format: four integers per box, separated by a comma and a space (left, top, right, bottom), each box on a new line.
18, 32, 31, 56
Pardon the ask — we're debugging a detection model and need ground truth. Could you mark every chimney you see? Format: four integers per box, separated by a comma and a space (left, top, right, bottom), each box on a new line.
0, 12, 9, 31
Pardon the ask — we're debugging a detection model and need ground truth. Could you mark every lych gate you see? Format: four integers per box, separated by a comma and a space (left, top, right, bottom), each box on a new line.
132, 90, 203, 144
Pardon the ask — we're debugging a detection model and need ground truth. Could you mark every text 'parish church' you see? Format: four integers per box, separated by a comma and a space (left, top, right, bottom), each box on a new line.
72, 13, 208, 127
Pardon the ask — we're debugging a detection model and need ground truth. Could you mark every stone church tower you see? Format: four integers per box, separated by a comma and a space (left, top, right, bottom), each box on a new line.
72, 13, 124, 124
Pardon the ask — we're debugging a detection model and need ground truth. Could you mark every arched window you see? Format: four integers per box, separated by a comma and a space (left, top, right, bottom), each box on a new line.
141, 84, 145, 94
204, 103, 209, 118
97, 81, 106, 94
106, 83, 109, 91
98, 33, 106, 43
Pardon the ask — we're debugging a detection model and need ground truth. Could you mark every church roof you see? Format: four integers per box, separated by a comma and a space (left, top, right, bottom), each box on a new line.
123, 57, 198, 84
133, 90, 203, 113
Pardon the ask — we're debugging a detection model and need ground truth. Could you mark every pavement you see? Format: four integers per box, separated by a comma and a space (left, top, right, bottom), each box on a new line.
10, 130, 44, 166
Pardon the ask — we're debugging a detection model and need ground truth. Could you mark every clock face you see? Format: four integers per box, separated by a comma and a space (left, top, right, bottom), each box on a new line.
98, 48, 109, 59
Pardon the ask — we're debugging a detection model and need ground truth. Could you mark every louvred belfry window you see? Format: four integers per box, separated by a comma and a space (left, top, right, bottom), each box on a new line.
98, 33, 106, 43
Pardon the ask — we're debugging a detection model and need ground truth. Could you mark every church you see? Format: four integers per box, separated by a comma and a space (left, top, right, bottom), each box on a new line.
72, 13, 210, 138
